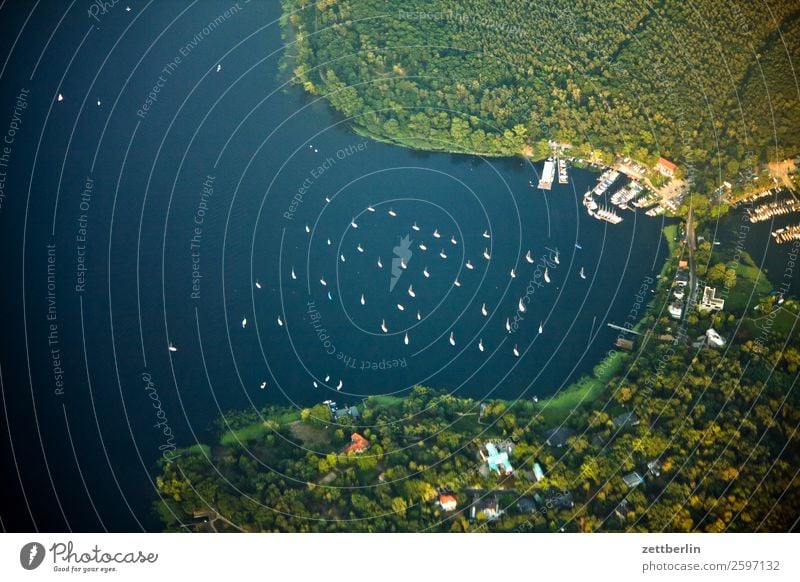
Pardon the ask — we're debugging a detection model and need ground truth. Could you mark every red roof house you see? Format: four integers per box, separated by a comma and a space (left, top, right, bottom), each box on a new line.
345, 432, 370, 454
438, 494, 457, 511
656, 157, 678, 177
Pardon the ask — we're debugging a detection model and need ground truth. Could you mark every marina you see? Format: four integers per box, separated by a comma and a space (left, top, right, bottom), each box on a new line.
771, 223, 800, 244
747, 197, 800, 223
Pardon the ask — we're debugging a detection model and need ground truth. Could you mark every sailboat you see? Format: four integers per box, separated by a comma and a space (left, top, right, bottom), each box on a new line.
454, 278, 461, 287
168, 342, 178, 352
482, 230, 490, 239
554, 251, 560, 265
325, 196, 331, 203
340, 254, 346, 262
327, 239, 331, 246
400, 257, 407, 269
57, 93, 64, 102
367, 205, 375, 212
450, 235, 457, 245
539, 322, 543, 334
518, 298, 526, 313
291, 267, 297, 280
506, 318, 512, 332
465, 260, 474, 270
525, 250, 534, 263
544, 268, 551, 283
510, 267, 516, 278
313, 381, 318, 388
377, 257, 383, 268
412, 222, 421, 231
360, 294, 365, 305
449, 331, 456, 346
419, 243, 427, 251
575, 242, 582, 250
350, 218, 358, 229
260, 381, 267, 390
408, 285, 415, 298
277, 315, 284, 326
483, 248, 491, 260
433, 229, 441, 238
357, 244, 364, 253
478, 338, 484, 352
404, 332, 409, 345
423, 267, 430, 278
320, 277, 327, 286
325, 375, 330, 382
481, 303, 488, 317
336, 380, 343, 391
439, 249, 447, 259
388, 208, 397, 217
255, 280, 261, 289
580, 267, 586, 279
513, 345, 520, 357
416, 310, 422, 321
397, 304, 405, 311
305, 225, 310, 233
380, 320, 388, 333
241, 316, 248, 328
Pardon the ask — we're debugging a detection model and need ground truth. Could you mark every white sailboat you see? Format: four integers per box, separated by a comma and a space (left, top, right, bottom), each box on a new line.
423, 267, 430, 278
513, 345, 520, 357
482, 230, 490, 239
360, 294, 365, 305
454, 278, 461, 287
381, 319, 388, 333
539, 322, 544, 334
450, 235, 457, 245
325, 196, 331, 203
377, 257, 383, 268
327, 239, 331, 246
336, 380, 343, 391
412, 222, 421, 231
340, 254, 346, 262
525, 250, 534, 263
408, 285, 415, 298
404, 332, 409, 345
449, 331, 456, 346
357, 244, 364, 253
465, 260, 474, 270
255, 280, 261, 289
419, 243, 427, 251
518, 298, 526, 313
350, 218, 358, 229
580, 267, 586, 279
506, 318, 512, 333
510, 267, 516, 278
260, 381, 267, 390
241, 316, 248, 328
397, 303, 405, 311
291, 267, 297, 280
439, 249, 447, 259
277, 315, 284, 326
433, 229, 441, 238
388, 208, 397, 217
168, 342, 178, 352
483, 248, 491, 260
416, 310, 422, 321
554, 251, 560, 265
481, 303, 488, 317
478, 338, 484, 352
400, 257, 407, 269
325, 375, 330, 382
544, 267, 551, 283
320, 276, 327, 286
313, 381, 318, 388
57, 93, 64, 102
367, 205, 375, 212
305, 225, 310, 233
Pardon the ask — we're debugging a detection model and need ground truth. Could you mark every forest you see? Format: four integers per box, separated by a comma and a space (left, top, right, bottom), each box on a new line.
154, 233, 800, 531
282, 0, 800, 193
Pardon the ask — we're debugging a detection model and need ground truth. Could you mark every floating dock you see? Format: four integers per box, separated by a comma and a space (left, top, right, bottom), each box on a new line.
538, 159, 555, 190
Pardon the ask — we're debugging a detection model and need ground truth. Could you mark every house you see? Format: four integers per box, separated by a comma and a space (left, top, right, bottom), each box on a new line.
614, 499, 631, 520
612, 411, 640, 429
705, 328, 726, 347
622, 471, 645, 489
678, 259, 689, 269
656, 157, 678, 178
545, 426, 576, 448
668, 301, 683, 319
516, 497, 536, 514
438, 494, 457, 512
647, 459, 662, 477
536, 488, 574, 510
345, 432, 370, 454
673, 287, 684, 300
699, 286, 725, 311
481, 442, 513, 475
472, 496, 503, 521
533, 462, 545, 482
675, 270, 689, 286
332, 405, 360, 422
615, 338, 634, 351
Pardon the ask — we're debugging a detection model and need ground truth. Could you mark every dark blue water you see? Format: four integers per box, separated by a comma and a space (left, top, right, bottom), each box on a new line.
0, 1, 669, 531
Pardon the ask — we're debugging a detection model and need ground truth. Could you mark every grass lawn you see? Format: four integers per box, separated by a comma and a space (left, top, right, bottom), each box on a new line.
219, 422, 270, 446
536, 377, 605, 424
725, 257, 774, 313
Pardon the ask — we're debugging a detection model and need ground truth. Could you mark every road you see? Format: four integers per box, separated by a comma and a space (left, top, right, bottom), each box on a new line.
681, 206, 697, 328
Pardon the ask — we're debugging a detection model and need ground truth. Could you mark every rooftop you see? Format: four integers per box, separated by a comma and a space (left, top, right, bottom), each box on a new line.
345, 432, 370, 454
545, 427, 576, 448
